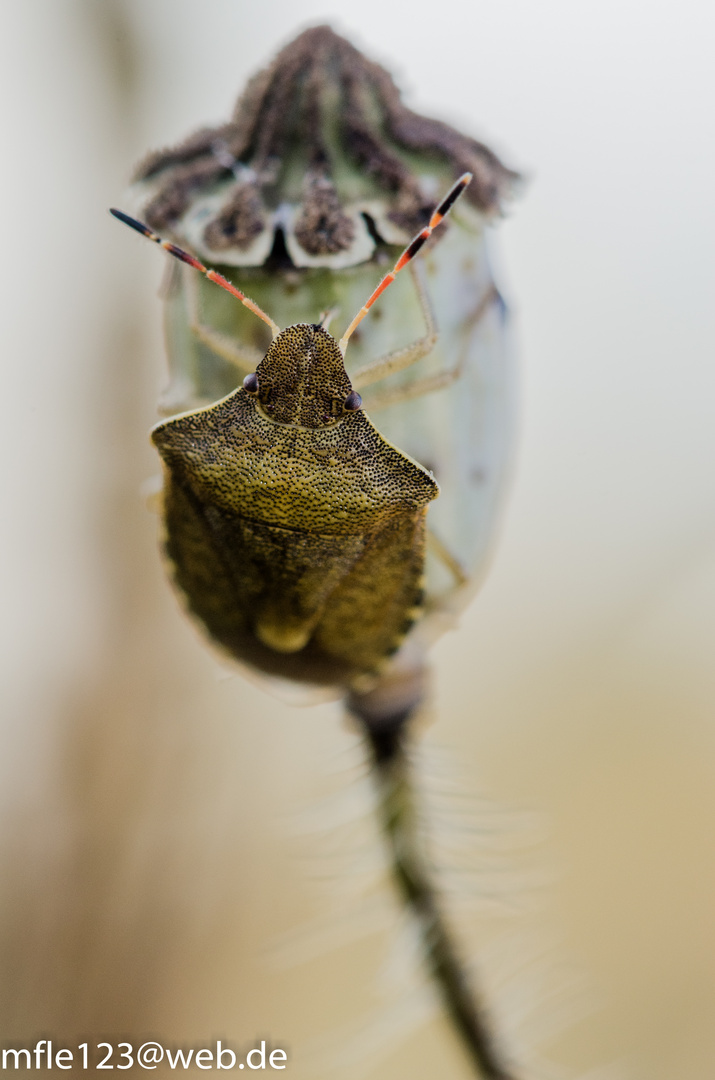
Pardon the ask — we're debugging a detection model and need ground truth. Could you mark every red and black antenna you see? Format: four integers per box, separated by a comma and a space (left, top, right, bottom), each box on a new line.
111, 172, 470, 348
338, 172, 472, 354
109, 208, 280, 338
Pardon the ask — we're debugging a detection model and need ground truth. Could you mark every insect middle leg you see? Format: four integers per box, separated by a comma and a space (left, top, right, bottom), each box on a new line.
360, 282, 503, 412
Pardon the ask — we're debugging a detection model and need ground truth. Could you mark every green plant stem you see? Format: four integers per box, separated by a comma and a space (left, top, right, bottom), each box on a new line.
367, 735, 517, 1080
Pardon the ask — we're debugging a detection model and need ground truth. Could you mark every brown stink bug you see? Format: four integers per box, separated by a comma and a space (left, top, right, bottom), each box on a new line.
118, 26, 518, 727
111, 175, 470, 689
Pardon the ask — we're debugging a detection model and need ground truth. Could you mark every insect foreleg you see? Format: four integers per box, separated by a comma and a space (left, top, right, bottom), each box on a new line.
350, 263, 438, 391
361, 283, 503, 412
185, 266, 264, 376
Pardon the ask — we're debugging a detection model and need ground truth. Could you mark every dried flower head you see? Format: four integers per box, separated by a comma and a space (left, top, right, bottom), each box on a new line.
132, 25, 518, 269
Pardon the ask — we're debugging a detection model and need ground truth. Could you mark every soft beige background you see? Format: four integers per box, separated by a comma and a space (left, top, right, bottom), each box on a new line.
1, 2, 714, 1078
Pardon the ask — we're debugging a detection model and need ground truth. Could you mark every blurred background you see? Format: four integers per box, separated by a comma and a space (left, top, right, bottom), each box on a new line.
1, 1, 714, 1077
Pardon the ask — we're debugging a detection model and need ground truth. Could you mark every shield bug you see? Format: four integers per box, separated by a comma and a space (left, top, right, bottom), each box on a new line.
112, 174, 471, 689
123, 25, 517, 721
116, 27, 520, 1080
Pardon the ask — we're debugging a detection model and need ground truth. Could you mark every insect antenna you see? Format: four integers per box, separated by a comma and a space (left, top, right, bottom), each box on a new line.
338, 172, 473, 354
109, 208, 281, 338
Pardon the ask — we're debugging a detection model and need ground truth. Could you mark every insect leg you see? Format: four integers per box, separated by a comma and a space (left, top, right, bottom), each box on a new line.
350, 262, 438, 390
426, 528, 469, 587
185, 267, 265, 376
361, 284, 503, 412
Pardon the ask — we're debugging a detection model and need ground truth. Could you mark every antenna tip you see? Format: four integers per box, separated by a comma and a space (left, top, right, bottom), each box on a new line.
110, 207, 153, 239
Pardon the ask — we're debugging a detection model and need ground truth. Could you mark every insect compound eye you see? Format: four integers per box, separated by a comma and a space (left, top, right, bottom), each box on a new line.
242, 372, 259, 394
344, 390, 362, 412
